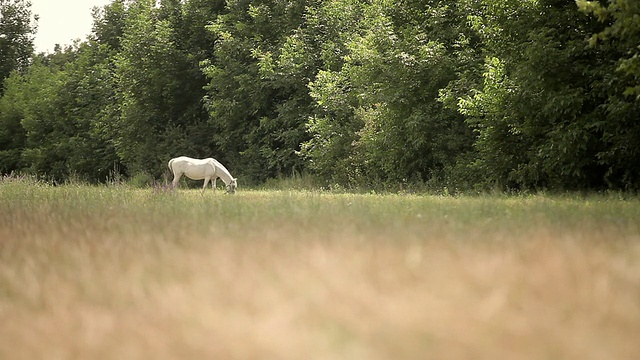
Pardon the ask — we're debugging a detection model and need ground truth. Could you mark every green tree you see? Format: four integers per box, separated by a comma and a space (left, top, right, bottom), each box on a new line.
300, 0, 476, 188
0, 65, 27, 173
296, 0, 369, 185
578, 0, 640, 97
455, 0, 640, 190
0, 0, 36, 93
115, 0, 217, 177
0, 3, 124, 181
56, 42, 122, 182
202, 0, 312, 182
91, 0, 126, 51
577, 0, 640, 188
7, 57, 66, 180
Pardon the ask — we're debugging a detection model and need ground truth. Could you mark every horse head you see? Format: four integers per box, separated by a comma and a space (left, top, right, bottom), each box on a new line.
226, 178, 238, 194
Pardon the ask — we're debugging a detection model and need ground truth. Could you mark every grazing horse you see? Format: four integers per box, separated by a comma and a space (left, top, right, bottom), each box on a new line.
168, 156, 238, 194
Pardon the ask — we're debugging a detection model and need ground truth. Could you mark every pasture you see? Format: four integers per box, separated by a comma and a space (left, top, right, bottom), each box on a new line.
1, 178, 639, 359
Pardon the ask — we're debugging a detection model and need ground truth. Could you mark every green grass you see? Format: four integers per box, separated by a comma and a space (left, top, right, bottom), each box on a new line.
1, 177, 639, 359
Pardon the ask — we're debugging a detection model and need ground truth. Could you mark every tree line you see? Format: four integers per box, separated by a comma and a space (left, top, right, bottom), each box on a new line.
1, 0, 639, 191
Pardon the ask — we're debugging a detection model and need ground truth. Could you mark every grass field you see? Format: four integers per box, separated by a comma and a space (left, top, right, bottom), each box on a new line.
1, 177, 639, 359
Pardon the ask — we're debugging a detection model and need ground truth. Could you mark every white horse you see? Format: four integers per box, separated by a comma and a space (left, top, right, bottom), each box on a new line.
168, 156, 238, 194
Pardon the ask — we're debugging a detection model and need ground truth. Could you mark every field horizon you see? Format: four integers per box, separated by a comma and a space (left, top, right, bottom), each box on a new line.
1, 178, 639, 359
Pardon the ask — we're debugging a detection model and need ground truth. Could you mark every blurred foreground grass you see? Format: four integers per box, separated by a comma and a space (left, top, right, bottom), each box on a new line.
1, 178, 639, 359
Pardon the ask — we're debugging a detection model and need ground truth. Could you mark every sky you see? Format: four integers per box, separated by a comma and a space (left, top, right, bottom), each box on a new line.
31, 0, 113, 53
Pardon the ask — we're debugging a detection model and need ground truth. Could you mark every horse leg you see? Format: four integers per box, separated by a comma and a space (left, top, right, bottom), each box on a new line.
212, 178, 217, 193
171, 172, 182, 189
201, 178, 210, 194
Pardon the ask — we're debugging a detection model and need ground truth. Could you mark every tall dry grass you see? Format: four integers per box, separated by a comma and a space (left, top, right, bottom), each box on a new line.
0, 177, 639, 359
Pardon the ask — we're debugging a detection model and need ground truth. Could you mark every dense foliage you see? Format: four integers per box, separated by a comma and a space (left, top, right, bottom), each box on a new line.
1, 0, 639, 191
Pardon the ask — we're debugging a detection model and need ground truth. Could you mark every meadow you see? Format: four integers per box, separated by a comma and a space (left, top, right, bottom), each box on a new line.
1, 177, 639, 359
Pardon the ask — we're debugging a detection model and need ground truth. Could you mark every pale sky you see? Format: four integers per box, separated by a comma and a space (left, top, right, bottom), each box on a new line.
31, 0, 113, 53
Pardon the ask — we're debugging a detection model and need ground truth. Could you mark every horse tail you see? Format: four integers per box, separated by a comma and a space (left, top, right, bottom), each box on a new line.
168, 158, 174, 173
